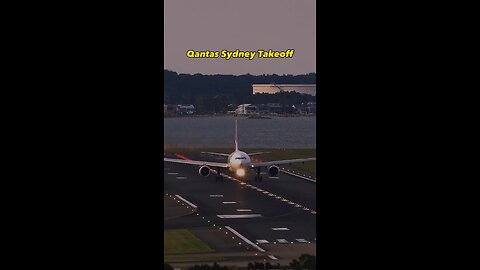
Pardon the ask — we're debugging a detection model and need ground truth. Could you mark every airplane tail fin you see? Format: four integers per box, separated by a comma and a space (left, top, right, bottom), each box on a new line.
234, 119, 239, 151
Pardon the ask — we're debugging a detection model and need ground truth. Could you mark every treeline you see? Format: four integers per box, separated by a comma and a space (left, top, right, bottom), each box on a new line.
164, 70, 316, 113
164, 254, 316, 270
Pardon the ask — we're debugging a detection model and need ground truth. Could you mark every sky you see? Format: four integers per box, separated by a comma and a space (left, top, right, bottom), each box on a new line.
164, 0, 316, 75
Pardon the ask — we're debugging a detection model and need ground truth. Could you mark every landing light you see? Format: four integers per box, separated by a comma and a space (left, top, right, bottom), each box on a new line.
236, 168, 246, 177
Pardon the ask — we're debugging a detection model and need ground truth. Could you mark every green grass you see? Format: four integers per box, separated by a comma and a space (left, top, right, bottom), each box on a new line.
164, 256, 226, 263
252, 148, 316, 176
164, 229, 214, 255
164, 147, 316, 176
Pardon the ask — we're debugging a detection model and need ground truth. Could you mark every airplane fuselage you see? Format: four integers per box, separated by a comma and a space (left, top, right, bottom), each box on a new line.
227, 150, 251, 176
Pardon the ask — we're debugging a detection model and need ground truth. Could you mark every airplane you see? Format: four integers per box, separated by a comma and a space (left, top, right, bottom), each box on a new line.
164, 119, 316, 182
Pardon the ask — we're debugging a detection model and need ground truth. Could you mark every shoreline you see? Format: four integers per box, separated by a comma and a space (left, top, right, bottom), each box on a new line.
164, 114, 316, 119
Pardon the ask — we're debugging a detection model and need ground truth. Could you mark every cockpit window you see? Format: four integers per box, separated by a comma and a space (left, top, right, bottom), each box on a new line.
235, 157, 246, 160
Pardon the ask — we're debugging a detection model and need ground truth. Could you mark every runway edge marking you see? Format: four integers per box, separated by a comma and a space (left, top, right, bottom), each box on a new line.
224, 226, 266, 253
267, 255, 278, 260
280, 169, 316, 183
174, 195, 198, 209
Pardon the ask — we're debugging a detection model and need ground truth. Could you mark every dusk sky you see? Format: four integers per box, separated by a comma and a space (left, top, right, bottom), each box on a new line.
164, 0, 316, 75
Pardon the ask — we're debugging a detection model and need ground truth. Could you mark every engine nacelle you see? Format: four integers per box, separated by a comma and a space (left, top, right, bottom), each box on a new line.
268, 165, 279, 177
198, 166, 210, 177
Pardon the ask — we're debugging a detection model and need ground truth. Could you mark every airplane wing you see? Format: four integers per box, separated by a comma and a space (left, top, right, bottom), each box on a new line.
247, 152, 271, 156
164, 158, 230, 168
201, 152, 230, 157
250, 157, 316, 168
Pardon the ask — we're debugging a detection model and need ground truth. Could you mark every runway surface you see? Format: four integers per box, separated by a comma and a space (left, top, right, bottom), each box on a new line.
164, 152, 317, 253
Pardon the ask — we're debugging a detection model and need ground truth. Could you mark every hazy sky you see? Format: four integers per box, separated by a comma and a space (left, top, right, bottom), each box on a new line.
164, 0, 316, 75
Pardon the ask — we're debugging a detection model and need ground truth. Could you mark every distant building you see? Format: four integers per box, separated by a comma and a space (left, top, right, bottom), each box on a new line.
266, 103, 283, 114
296, 102, 316, 114
235, 104, 258, 115
177, 104, 195, 115
164, 104, 195, 116
252, 84, 316, 96
226, 104, 237, 114
256, 104, 270, 114
164, 104, 177, 116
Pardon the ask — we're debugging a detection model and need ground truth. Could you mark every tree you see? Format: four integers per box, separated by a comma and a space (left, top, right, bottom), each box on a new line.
164, 70, 316, 108
289, 254, 316, 270
194, 95, 212, 114
298, 254, 316, 269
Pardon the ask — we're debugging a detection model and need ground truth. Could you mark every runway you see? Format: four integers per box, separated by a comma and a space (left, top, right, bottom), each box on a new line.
164, 152, 317, 253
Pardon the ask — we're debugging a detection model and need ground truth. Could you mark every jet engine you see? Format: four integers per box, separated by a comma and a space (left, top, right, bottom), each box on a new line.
268, 165, 280, 177
198, 166, 210, 177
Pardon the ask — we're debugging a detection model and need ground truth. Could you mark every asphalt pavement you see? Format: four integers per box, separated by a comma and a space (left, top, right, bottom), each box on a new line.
164, 152, 317, 249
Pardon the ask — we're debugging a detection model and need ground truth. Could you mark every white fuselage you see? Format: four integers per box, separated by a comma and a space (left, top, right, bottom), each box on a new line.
227, 150, 251, 175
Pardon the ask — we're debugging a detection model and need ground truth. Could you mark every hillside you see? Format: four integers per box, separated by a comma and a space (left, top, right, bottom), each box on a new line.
164, 70, 316, 113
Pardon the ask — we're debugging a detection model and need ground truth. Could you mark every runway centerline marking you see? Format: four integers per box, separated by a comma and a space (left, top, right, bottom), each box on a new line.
222, 201, 237, 204
217, 214, 262, 219
236, 209, 252, 212
276, 239, 289, 244
224, 226, 265, 252
271, 228, 290, 231
209, 195, 224, 197
167, 172, 178, 175
296, 239, 309, 243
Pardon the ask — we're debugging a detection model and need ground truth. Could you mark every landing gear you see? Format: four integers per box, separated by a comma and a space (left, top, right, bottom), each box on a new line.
254, 167, 263, 182
215, 168, 224, 182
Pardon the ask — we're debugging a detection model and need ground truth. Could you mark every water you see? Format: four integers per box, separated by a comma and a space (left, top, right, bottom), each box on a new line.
164, 116, 316, 149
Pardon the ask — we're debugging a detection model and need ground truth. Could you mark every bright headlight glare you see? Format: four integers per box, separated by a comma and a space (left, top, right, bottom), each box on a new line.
236, 168, 245, 177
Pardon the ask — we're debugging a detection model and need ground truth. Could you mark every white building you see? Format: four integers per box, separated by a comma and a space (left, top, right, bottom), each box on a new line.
177, 104, 195, 115
252, 84, 316, 96
235, 104, 258, 115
